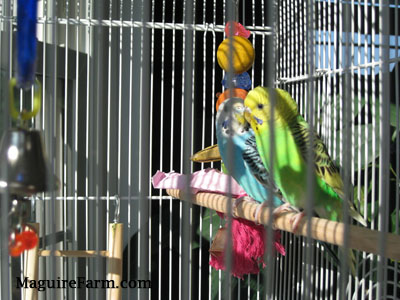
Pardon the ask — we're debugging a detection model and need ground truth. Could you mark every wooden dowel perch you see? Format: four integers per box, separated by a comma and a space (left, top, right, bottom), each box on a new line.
28, 224, 123, 300
107, 223, 123, 300
166, 189, 400, 261
38, 250, 109, 257
23, 223, 40, 300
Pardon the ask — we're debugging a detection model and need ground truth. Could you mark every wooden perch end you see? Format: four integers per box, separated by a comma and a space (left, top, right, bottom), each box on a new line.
166, 189, 400, 261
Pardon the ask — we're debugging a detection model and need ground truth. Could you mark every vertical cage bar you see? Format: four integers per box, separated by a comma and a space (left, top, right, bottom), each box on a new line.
260, 0, 265, 85
84, 1, 91, 297
126, 1, 133, 298
106, 0, 113, 243
370, 3, 377, 298
209, 1, 217, 298
198, 2, 205, 299
249, 0, 255, 86
63, 1, 70, 298
180, 0, 193, 299
223, 1, 236, 299
263, 0, 277, 298
94, 0, 106, 297
394, 2, 400, 300
138, 0, 151, 299
158, 1, 166, 299
377, 0, 390, 299
304, 1, 316, 300
0, 0, 12, 298
339, 0, 352, 298
0, 1, 397, 299
362, 2, 371, 299
169, 2, 176, 299
72, 2, 81, 298
47, 0, 58, 298
148, 1, 155, 297
355, 0, 363, 295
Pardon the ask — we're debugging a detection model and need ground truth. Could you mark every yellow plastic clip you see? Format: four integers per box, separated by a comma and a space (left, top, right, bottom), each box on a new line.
9, 77, 41, 121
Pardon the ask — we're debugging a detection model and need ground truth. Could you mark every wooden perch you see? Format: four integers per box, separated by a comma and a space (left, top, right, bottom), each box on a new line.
24, 223, 123, 300
166, 189, 400, 261
38, 250, 109, 257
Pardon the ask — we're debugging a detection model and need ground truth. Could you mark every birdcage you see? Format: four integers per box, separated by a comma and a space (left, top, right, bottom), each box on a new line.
0, 0, 399, 299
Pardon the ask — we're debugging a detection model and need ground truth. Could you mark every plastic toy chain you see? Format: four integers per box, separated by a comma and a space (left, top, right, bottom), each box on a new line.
9, 77, 41, 121
9, 0, 40, 122
16, 0, 38, 89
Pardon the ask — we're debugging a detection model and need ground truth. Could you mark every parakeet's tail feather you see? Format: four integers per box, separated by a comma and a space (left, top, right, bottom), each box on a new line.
348, 203, 367, 227
348, 249, 357, 277
191, 144, 221, 163
320, 241, 340, 266
320, 243, 357, 276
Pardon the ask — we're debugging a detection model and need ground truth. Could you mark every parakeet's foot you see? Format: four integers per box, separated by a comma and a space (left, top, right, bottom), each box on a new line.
270, 203, 298, 229
254, 203, 298, 228
232, 194, 255, 217
254, 201, 269, 224
253, 201, 294, 225
290, 211, 306, 234
272, 202, 297, 216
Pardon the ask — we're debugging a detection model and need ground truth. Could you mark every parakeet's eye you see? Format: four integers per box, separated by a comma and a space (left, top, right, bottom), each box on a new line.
234, 105, 244, 112
257, 103, 264, 109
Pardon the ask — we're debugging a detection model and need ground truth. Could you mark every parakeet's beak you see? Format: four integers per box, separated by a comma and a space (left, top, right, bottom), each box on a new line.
234, 113, 246, 125
244, 107, 252, 123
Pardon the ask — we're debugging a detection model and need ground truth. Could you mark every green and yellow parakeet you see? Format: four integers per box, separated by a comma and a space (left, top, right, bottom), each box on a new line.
243, 86, 366, 226
244, 86, 366, 275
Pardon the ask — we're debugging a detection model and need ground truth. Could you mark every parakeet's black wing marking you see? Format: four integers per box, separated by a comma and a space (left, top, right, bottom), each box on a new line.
291, 115, 367, 226
242, 135, 279, 193
291, 115, 344, 195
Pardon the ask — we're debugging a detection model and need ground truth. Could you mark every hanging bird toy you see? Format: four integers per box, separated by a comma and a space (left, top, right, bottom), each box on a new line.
0, 0, 52, 256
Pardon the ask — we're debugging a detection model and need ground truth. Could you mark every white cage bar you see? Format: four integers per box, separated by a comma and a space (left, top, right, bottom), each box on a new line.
0, 0, 399, 299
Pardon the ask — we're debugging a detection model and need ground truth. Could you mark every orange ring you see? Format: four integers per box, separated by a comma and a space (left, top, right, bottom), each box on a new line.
216, 88, 248, 111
